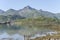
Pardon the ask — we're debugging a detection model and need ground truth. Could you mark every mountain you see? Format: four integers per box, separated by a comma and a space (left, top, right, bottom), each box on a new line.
7, 14, 25, 20
18, 6, 41, 18
0, 9, 25, 20
18, 6, 57, 18
5, 9, 18, 15
39, 9, 56, 18
0, 6, 60, 19
0, 9, 5, 15
56, 13, 60, 19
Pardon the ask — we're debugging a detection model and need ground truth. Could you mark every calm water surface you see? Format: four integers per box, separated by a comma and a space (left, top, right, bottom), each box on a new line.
0, 24, 57, 40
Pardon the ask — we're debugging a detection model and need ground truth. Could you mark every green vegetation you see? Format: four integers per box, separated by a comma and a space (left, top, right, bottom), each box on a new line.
14, 16, 60, 31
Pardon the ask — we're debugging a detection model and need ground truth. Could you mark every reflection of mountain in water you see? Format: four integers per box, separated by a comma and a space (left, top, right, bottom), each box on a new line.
0, 24, 55, 34
0, 32, 24, 40
0, 31, 58, 40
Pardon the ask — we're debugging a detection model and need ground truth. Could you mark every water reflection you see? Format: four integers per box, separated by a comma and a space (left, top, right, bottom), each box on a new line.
0, 32, 24, 40
0, 24, 58, 40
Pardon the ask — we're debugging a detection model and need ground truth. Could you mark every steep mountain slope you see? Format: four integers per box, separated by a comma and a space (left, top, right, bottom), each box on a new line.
18, 6, 41, 18
0, 9, 5, 15
0, 9, 25, 21
5, 9, 18, 15
39, 9, 56, 18
7, 14, 25, 20
56, 13, 60, 19
4, 9, 25, 20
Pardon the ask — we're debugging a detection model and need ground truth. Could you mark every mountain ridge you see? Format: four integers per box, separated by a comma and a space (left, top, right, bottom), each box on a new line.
0, 6, 60, 19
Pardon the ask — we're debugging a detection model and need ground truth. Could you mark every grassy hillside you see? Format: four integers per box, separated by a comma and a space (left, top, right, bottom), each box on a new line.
0, 15, 60, 31
14, 16, 60, 31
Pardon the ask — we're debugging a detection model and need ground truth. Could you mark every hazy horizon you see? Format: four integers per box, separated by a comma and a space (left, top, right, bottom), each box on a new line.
0, 0, 60, 13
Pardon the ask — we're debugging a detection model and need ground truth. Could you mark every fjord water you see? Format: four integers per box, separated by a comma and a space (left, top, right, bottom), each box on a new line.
0, 24, 57, 40
0, 24, 24, 40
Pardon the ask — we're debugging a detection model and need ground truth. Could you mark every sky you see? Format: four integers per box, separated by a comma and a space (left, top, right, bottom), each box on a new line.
0, 0, 60, 13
